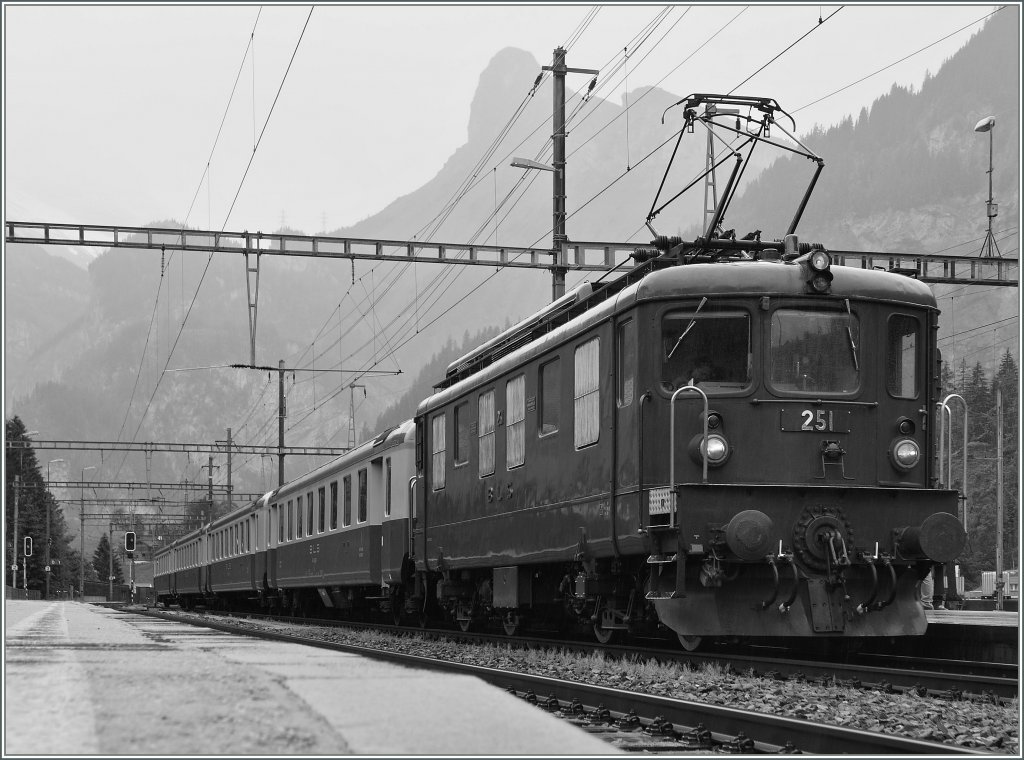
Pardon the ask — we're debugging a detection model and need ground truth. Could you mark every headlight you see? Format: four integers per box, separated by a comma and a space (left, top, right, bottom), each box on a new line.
809, 250, 831, 272
890, 438, 920, 471
689, 433, 731, 467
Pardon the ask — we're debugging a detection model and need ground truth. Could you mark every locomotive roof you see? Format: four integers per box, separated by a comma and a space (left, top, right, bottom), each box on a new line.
636, 258, 937, 306
418, 257, 937, 415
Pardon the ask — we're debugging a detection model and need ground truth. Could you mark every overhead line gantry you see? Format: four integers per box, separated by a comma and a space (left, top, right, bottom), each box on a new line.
7, 221, 1016, 288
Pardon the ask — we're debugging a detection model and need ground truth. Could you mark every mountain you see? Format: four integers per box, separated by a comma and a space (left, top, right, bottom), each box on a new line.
4, 18, 1019, 497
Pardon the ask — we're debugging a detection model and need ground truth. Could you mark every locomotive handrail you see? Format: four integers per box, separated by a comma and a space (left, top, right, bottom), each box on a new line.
940, 394, 969, 531
670, 385, 709, 528
638, 392, 651, 531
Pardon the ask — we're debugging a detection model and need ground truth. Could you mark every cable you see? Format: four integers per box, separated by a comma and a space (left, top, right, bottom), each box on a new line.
793, 6, 1006, 115
113, 8, 315, 479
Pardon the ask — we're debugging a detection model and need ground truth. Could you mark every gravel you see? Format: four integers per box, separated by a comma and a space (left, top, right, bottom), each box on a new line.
167, 610, 1019, 753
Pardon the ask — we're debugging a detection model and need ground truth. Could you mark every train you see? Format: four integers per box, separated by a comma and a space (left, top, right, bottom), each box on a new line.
155, 233, 967, 648
155, 93, 967, 649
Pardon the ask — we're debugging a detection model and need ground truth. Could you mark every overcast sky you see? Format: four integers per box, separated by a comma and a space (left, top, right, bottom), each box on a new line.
3, 3, 1007, 240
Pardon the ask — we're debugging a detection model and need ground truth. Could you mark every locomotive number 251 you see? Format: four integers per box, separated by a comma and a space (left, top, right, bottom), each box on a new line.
780, 408, 851, 433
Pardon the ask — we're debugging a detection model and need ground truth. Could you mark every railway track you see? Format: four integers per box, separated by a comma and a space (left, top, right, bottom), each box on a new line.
154, 606, 1017, 701
137, 607, 1009, 753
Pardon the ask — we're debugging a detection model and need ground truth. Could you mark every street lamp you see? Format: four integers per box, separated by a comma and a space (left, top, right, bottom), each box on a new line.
45, 458, 65, 600
80, 466, 97, 599
973, 116, 1001, 257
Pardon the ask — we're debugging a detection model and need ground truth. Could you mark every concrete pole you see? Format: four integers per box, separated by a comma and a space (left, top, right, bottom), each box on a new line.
551, 46, 567, 301
279, 360, 286, 486
80, 466, 96, 599
226, 427, 233, 514
995, 386, 1004, 610
108, 524, 114, 602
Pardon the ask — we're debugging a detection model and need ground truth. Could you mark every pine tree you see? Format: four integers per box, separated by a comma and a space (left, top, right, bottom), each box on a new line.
6, 416, 76, 594
92, 533, 124, 585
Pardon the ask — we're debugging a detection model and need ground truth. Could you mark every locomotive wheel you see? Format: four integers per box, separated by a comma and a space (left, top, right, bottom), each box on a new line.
677, 634, 703, 651
592, 621, 617, 645
502, 612, 520, 636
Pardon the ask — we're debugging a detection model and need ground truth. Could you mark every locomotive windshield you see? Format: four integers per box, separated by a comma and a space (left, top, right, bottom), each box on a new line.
661, 309, 751, 391
770, 309, 860, 394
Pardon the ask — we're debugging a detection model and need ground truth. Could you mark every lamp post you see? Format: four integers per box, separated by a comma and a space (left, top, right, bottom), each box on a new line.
974, 116, 1001, 257
45, 458, 65, 600
80, 466, 97, 599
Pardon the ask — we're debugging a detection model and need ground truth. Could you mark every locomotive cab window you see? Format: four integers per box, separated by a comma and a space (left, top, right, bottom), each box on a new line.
770, 309, 860, 395
662, 309, 751, 392
887, 314, 919, 399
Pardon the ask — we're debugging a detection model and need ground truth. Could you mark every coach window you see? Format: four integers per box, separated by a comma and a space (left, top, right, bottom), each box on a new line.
343, 475, 353, 526
330, 482, 338, 529
507, 374, 526, 468
574, 338, 600, 448
478, 390, 495, 477
770, 309, 859, 395
276, 504, 283, 543
318, 487, 326, 533
431, 413, 446, 490
296, 494, 304, 537
539, 359, 560, 435
617, 319, 636, 407
358, 469, 368, 523
306, 491, 314, 536
887, 314, 919, 399
662, 309, 751, 392
287, 500, 294, 541
453, 402, 470, 466
385, 457, 393, 517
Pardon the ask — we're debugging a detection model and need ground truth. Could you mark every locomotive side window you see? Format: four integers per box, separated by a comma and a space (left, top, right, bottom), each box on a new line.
287, 501, 293, 540
358, 468, 368, 523
887, 314, 919, 399
343, 475, 353, 526
539, 359, 560, 435
431, 413, 446, 490
479, 390, 495, 476
330, 481, 338, 529
318, 486, 326, 533
385, 457, 393, 517
575, 337, 601, 448
662, 309, 750, 391
454, 402, 470, 466
507, 374, 526, 468
277, 504, 283, 543
770, 309, 860, 395
307, 491, 314, 536
296, 495, 303, 537
617, 319, 636, 407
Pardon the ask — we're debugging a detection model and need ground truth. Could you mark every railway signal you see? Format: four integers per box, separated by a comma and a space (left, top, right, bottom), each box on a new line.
124, 531, 136, 553
23, 536, 32, 557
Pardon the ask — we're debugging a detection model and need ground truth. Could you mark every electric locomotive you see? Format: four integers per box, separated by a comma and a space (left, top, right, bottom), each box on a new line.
407, 94, 966, 646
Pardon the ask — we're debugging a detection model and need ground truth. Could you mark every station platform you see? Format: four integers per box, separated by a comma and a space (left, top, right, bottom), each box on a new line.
4, 601, 619, 755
